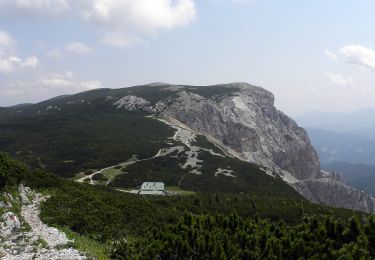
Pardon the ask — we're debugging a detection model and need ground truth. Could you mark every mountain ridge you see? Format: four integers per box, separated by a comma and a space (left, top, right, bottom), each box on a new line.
1, 82, 374, 212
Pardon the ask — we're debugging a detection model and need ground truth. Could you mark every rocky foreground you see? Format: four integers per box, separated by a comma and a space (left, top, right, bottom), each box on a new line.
0, 185, 86, 260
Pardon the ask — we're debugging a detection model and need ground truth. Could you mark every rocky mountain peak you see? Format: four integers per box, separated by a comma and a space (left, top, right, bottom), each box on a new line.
150, 82, 375, 212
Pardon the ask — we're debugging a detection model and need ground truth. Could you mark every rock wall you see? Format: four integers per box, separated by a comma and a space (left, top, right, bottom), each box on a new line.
154, 82, 375, 212
157, 83, 321, 181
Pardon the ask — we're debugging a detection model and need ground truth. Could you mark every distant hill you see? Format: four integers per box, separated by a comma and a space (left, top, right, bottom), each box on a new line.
306, 128, 375, 166
323, 161, 375, 196
295, 109, 375, 139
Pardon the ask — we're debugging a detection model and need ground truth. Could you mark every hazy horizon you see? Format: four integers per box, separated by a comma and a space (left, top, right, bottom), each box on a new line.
1, 0, 375, 115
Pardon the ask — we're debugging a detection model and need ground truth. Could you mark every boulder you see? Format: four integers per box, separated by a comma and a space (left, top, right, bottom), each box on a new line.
0, 212, 21, 238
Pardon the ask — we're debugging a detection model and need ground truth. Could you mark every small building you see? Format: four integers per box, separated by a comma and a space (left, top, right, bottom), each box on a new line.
131, 182, 166, 196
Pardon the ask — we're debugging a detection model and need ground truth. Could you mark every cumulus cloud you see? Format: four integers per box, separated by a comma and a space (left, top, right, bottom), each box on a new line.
82, 0, 196, 47
0, 55, 38, 74
0, 30, 38, 74
325, 73, 354, 86
82, 0, 196, 30
0, 0, 197, 47
339, 44, 375, 69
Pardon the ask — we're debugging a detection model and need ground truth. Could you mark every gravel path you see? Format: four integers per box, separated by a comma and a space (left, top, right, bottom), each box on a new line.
21, 193, 71, 248
0, 186, 87, 259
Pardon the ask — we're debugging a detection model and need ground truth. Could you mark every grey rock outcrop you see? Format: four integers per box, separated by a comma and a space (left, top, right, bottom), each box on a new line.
294, 179, 375, 213
152, 82, 375, 212
19, 184, 31, 204
319, 170, 345, 184
114, 95, 154, 112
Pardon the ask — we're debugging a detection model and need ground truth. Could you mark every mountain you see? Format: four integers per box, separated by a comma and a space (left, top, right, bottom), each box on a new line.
306, 128, 375, 166
323, 161, 375, 196
0, 84, 296, 197
1, 82, 374, 212
295, 109, 375, 139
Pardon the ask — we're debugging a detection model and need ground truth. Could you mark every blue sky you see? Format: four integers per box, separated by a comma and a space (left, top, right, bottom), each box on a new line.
1, 0, 375, 115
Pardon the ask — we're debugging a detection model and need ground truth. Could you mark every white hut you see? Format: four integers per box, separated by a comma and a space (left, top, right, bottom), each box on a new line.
138, 182, 166, 196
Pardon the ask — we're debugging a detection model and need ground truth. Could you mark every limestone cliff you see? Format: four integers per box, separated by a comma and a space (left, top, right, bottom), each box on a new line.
150, 82, 375, 212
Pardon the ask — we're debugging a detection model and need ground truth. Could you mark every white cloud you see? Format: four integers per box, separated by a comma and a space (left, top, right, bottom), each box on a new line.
20, 55, 39, 67
40, 71, 101, 91
325, 73, 354, 86
0, 30, 16, 52
47, 42, 93, 58
100, 33, 141, 48
325, 50, 338, 61
0, 30, 38, 74
0, 0, 70, 16
339, 44, 375, 69
82, 0, 196, 30
0, 56, 38, 74
82, 0, 196, 47
0, 0, 197, 47
65, 42, 92, 54
1, 71, 102, 98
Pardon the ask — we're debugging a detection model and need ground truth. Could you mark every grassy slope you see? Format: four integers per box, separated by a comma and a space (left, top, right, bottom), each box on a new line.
0, 108, 174, 178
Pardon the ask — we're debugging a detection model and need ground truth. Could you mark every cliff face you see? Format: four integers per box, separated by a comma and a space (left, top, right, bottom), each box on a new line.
153, 82, 375, 212
157, 83, 320, 182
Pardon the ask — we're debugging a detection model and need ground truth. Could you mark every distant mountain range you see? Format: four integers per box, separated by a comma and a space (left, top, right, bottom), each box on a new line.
305, 128, 375, 166
296, 110, 375, 197
295, 109, 375, 139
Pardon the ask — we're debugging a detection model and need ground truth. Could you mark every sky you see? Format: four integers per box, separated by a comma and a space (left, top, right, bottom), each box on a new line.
1, 0, 375, 116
